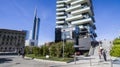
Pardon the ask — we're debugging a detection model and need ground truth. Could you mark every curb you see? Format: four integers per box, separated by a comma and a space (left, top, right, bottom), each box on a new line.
25, 56, 67, 64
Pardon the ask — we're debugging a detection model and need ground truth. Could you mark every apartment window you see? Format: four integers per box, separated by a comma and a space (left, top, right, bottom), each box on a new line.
81, 3, 88, 8
2, 42, 4, 45
9, 47, 11, 50
5, 47, 7, 50
1, 47, 3, 50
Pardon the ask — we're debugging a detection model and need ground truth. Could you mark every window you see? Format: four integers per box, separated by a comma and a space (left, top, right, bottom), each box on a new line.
1, 47, 3, 50
5, 47, 7, 50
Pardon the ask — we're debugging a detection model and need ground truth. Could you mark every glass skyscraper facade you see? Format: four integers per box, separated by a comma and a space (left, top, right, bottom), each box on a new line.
31, 8, 40, 46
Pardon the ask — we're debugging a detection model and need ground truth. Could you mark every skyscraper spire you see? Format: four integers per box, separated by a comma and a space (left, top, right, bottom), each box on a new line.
32, 8, 40, 46
34, 7, 37, 17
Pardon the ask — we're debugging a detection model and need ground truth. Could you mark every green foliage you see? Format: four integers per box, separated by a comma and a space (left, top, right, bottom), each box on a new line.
56, 42, 62, 57
26, 54, 73, 62
25, 46, 30, 54
25, 46, 33, 54
50, 44, 56, 57
42, 45, 49, 56
113, 38, 120, 45
39, 46, 44, 56
110, 38, 120, 57
26, 41, 75, 58
110, 45, 120, 57
64, 42, 75, 57
32, 46, 40, 56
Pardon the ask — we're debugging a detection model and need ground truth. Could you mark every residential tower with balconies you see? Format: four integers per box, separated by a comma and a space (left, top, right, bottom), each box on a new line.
55, 0, 97, 51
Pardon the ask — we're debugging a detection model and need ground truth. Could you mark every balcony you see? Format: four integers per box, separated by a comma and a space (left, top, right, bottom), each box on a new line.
56, 21, 64, 24
65, 0, 73, 3
56, 25, 64, 28
56, 16, 66, 20
56, 8, 66, 12
71, 0, 91, 6
71, 0, 85, 6
56, 12, 65, 16
57, 4, 65, 8
66, 15, 83, 21
71, 17, 94, 25
57, 1, 65, 4
71, 7, 93, 16
66, 4, 81, 12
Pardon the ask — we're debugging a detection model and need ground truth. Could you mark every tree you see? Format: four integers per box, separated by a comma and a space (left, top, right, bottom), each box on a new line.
25, 46, 30, 54
113, 38, 120, 45
64, 42, 75, 57
56, 42, 62, 57
43, 45, 49, 56
110, 38, 120, 57
39, 46, 44, 56
50, 44, 56, 57
32, 46, 40, 56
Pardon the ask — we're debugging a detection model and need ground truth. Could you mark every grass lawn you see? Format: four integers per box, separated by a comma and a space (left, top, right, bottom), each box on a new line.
26, 54, 73, 62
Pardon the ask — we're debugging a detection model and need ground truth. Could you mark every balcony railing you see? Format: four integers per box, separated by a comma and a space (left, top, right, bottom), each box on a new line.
56, 8, 66, 12
56, 21, 64, 24
71, 17, 94, 25
66, 4, 81, 12
71, 0, 85, 6
57, 1, 65, 4
56, 12, 65, 16
56, 25, 64, 28
57, 4, 65, 8
71, 7, 93, 16
65, 0, 73, 3
71, 0, 91, 6
66, 15, 83, 21
56, 16, 66, 20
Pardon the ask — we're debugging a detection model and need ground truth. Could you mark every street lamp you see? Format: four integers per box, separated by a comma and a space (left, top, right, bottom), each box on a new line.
62, 30, 65, 60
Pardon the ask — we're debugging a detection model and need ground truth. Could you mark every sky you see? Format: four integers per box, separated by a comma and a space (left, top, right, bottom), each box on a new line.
0, 0, 120, 45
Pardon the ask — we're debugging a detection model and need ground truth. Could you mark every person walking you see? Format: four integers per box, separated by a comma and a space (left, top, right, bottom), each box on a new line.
102, 49, 107, 61
21, 49, 25, 58
98, 47, 103, 59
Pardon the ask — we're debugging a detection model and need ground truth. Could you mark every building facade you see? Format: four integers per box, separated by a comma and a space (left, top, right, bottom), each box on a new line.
25, 8, 40, 46
56, 0, 97, 51
32, 8, 40, 41
0, 29, 26, 52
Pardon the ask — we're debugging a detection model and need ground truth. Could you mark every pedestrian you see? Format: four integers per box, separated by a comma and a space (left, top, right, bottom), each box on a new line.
98, 47, 103, 59
102, 49, 107, 61
22, 50, 25, 58
18, 50, 21, 56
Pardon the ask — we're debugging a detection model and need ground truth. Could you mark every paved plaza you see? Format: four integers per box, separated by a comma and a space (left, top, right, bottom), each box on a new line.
0, 55, 65, 67
0, 41, 120, 67
0, 55, 120, 67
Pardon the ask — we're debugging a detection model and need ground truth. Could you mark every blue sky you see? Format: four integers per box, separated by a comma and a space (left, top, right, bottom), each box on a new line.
0, 0, 120, 45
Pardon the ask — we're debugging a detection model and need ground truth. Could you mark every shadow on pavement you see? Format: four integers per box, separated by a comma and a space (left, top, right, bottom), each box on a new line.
67, 57, 95, 63
0, 58, 12, 64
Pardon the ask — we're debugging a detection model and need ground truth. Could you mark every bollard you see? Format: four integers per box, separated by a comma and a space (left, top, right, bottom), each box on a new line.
74, 53, 76, 64
90, 56, 92, 66
110, 56, 113, 67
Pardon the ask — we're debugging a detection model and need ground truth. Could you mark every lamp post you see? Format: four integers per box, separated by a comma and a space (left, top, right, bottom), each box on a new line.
62, 30, 65, 60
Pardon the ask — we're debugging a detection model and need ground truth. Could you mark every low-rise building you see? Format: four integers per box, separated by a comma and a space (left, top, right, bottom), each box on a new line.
0, 29, 26, 52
